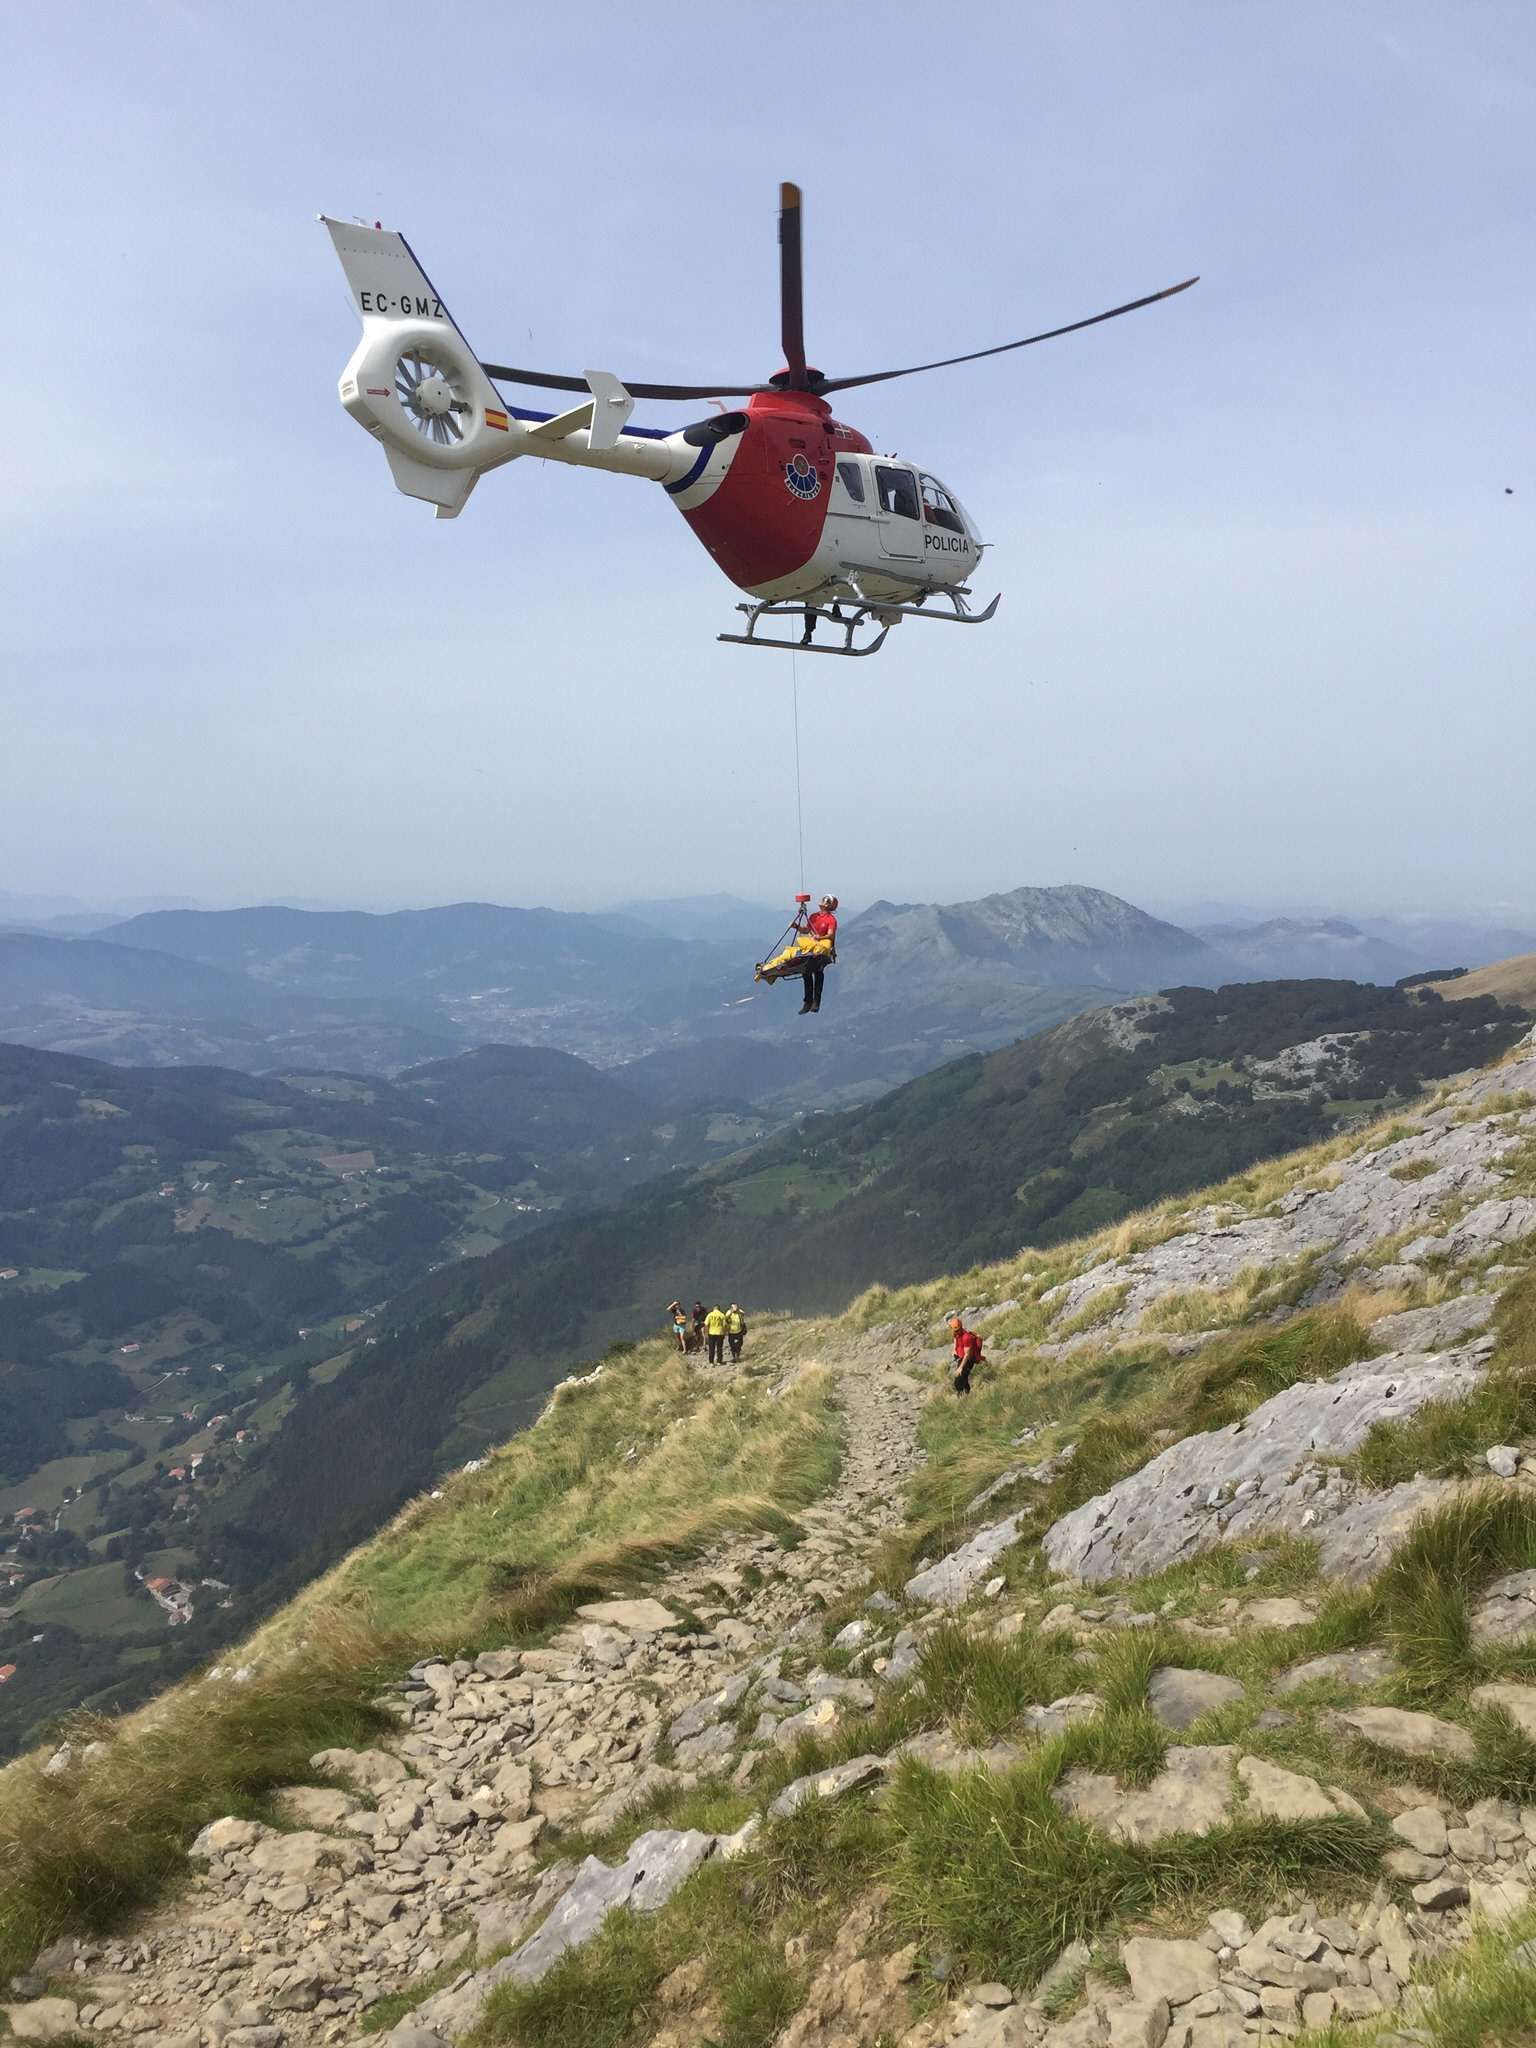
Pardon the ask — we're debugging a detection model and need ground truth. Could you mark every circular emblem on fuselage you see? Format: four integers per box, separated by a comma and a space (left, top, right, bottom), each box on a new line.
784, 453, 822, 500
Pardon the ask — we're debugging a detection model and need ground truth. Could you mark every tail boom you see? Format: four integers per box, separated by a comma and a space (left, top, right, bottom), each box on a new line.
323, 217, 693, 515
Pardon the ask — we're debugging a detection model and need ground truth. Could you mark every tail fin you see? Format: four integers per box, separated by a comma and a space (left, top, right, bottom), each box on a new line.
322, 218, 518, 518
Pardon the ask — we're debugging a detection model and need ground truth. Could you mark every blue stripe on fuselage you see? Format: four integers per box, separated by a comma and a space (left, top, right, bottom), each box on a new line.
504, 402, 672, 442
663, 442, 715, 496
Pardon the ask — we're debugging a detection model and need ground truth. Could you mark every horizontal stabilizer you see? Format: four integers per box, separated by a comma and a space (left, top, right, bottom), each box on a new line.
526, 400, 597, 443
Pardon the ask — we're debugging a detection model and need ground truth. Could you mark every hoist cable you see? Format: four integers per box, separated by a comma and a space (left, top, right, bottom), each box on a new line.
791, 649, 806, 896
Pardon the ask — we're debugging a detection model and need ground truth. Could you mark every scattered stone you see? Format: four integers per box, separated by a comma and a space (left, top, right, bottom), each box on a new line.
579, 1765, 680, 1838
1375, 1903, 1416, 1982
1236, 1755, 1346, 1824
1057, 1745, 1235, 1846
1275, 1646, 1400, 1694
879, 1629, 923, 1685
1470, 1681, 1536, 1740
1411, 1876, 1470, 1911
1470, 1875, 1531, 1925
308, 1746, 408, 1792
574, 1598, 682, 1633
1242, 1597, 1315, 1630
1392, 1806, 1450, 1857
672, 1721, 738, 1769
768, 1755, 887, 1818
1334, 1705, 1477, 1761
1, 2000, 81, 2041
1487, 1446, 1522, 1478
1022, 1694, 1103, 1739
1121, 1935, 1218, 2007
190, 1816, 263, 1859
969, 1983, 1015, 2008
1146, 1667, 1243, 1731
773, 1697, 844, 1748
1106, 2005, 1169, 2048
1469, 1567, 1536, 1647
273, 1786, 359, 1829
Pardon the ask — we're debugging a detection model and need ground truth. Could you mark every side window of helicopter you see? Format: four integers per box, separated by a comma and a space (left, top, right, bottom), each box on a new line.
875, 465, 920, 521
920, 476, 965, 534
835, 460, 866, 504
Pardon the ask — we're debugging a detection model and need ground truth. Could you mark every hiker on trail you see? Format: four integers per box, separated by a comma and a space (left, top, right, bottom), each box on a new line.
692, 1301, 706, 1347
668, 1301, 689, 1353
948, 1313, 983, 1397
726, 1303, 747, 1361
704, 1303, 729, 1365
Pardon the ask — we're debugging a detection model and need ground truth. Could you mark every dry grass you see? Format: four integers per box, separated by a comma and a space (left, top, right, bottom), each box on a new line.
1430, 954, 1536, 1013
1333, 1278, 1421, 1325
255, 1345, 838, 1650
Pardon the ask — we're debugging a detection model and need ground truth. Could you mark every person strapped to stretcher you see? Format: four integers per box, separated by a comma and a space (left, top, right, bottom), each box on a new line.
755, 896, 838, 1015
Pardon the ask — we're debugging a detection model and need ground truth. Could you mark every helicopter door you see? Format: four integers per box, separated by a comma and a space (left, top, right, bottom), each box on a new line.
873, 464, 924, 562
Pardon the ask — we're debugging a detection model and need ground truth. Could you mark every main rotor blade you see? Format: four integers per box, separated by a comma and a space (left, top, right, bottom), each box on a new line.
478, 362, 760, 401
814, 277, 1200, 395
779, 181, 807, 387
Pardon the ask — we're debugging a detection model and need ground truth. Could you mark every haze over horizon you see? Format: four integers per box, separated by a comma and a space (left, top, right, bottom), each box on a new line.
5, 0, 1532, 918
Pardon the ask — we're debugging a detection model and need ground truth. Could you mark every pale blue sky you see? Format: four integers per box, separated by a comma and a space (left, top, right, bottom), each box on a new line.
4, 0, 1532, 919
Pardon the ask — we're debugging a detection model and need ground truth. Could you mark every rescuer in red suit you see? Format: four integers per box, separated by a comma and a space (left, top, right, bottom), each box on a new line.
798, 896, 838, 1015
948, 1314, 983, 1397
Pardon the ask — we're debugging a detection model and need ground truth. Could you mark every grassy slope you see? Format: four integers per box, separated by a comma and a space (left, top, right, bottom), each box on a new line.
1433, 951, 1536, 1013
6, 1045, 1536, 2043
219, 980, 1529, 1610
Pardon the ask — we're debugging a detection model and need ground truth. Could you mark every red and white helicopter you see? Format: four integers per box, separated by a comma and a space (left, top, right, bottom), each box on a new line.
324, 187, 1195, 658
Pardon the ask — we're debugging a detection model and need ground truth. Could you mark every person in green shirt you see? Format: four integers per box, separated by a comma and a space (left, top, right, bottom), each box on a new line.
725, 1303, 747, 1361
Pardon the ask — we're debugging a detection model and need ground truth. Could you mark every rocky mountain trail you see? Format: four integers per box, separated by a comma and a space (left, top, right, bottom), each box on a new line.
12, 1336, 932, 2048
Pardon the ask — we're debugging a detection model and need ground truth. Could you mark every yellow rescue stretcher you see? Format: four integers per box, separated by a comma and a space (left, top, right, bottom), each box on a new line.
755, 933, 833, 984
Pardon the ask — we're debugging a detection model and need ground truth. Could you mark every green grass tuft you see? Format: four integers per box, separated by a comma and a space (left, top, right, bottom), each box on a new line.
884, 1748, 1383, 1991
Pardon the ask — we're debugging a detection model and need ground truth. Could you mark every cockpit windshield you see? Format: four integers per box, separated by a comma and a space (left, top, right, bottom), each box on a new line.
919, 474, 966, 535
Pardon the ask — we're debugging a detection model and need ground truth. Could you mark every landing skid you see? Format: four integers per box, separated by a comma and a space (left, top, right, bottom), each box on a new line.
718, 586, 1000, 657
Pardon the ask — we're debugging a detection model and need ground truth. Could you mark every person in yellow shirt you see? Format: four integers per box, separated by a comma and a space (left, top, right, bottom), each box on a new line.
725, 1303, 747, 1361
703, 1303, 729, 1364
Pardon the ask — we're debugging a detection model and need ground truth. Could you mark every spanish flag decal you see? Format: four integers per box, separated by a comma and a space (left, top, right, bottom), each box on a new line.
484, 407, 509, 431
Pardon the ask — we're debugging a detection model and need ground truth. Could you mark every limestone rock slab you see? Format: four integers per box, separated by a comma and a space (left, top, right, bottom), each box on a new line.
768, 1754, 887, 1818
1043, 1345, 1488, 1584
1146, 1668, 1244, 1731
904, 1514, 1025, 1609
1274, 1647, 1399, 1694
574, 1598, 682, 1633
499, 1828, 717, 1985
1333, 1704, 1477, 1761
1121, 1934, 1218, 2007
1471, 1681, 1536, 1741
1055, 1745, 1234, 1845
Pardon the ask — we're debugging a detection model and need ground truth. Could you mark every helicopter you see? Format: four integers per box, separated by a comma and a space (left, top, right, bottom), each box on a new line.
323, 186, 1195, 657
